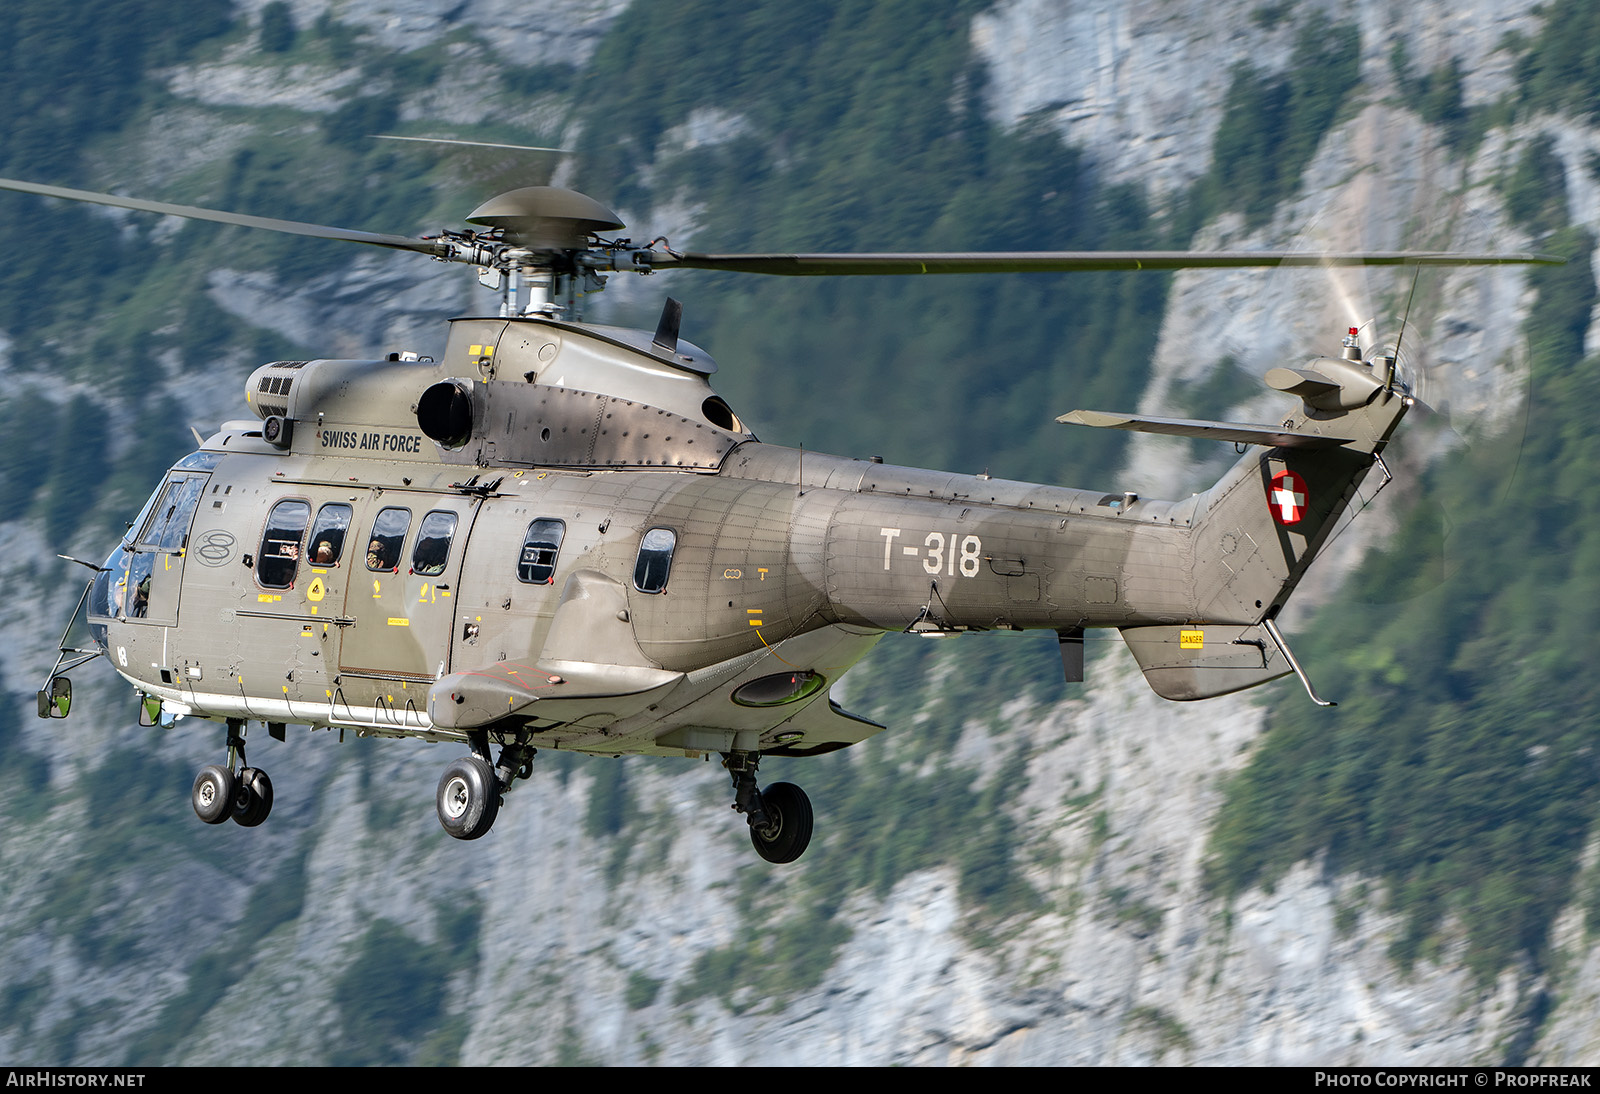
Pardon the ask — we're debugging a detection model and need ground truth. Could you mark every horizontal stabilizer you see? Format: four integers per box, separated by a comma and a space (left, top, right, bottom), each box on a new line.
1120, 624, 1290, 701
1058, 409, 1351, 449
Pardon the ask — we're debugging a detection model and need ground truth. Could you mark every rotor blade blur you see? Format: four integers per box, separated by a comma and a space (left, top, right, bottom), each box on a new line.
644, 250, 1562, 275
0, 176, 450, 257
374, 134, 571, 153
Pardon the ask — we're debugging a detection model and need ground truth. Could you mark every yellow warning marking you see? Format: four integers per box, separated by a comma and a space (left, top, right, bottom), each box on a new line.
469, 344, 482, 355
748, 610, 763, 628
441, 589, 451, 597
300, 629, 312, 638
310, 606, 318, 615
282, 685, 289, 694
326, 689, 333, 698
484, 345, 494, 357
757, 568, 769, 581
388, 617, 410, 626
164, 554, 172, 571
1180, 630, 1204, 649
514, 470, 525, 477
419, 583, 431, 603
372, 579, 382, 598
753, 623, 801, 667
723, 568, 742, 579
312, 567, 327, 575
307, 577, 326, 602
257, 593, 282, 603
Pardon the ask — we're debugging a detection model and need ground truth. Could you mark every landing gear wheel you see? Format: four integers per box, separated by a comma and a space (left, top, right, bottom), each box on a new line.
231, 767, 274, 827
436, 756, 501, 840
192, 764, 235, 825
749, 782, 812, 864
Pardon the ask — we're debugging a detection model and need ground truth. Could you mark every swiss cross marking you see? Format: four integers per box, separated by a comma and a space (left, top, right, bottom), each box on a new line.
1269, 469, 1308, 525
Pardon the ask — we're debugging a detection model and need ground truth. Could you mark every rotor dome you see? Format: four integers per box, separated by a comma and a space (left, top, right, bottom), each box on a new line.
465, 186, 624, 250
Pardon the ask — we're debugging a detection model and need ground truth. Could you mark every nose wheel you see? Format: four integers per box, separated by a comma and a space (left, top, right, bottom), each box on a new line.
190, 721, 274, 827
191, 764, 234, 825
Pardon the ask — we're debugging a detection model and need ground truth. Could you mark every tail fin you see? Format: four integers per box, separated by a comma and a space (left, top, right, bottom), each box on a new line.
1064, 336, 1410, 700
1185, 352, 1408, 623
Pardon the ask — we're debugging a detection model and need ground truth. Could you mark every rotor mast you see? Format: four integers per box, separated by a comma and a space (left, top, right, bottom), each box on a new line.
462, 186, 624, 320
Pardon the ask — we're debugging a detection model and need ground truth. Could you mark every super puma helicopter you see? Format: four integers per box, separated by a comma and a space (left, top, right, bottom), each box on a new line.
17, 174, 1551, 861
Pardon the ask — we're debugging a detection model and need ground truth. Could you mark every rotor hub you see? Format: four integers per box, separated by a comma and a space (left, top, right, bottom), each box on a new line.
464, 186, 624, 251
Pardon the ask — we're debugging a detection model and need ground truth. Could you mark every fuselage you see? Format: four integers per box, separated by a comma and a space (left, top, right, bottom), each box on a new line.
85, 313, 1397, 756
87, 431, 1209, 742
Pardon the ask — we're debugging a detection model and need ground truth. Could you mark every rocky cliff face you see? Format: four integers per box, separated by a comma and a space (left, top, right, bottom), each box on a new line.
4, 0, 1597, 1066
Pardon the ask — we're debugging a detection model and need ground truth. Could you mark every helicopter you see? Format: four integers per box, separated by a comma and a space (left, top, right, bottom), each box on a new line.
14, 174, 1552, 862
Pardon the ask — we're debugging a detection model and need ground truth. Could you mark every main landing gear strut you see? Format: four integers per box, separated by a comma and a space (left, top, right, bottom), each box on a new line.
725, 750, 813, 864
435, 731, 534, 841
190, 718, 273, 828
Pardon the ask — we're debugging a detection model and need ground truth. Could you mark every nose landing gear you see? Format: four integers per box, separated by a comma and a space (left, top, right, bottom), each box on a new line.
190, 720, 274, 827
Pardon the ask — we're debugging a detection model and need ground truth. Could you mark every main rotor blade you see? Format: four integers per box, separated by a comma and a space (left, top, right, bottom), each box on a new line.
0, 176, 450, 257
644, 250, 1562, 275
374, 134, 571, 153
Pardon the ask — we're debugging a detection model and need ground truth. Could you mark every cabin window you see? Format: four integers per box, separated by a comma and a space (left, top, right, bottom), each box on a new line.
633, 527, 677, 593
308, 503, 353, 566
257, 499, 311, 589
517, 519, 566, 584
365, 507, 411, 572
412, 510, 458, 576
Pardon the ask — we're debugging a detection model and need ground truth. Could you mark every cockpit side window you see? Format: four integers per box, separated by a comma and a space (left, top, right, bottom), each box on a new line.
135, 481, 181, 548
366, 507, 411, 572
633, 527, 677, 593
308, 503, 353, 566
517, 519, 565, 584
257, 499, 311, 589
158, 477, 206, 551
137, 473, 208, 552
412, 510, 457, 576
